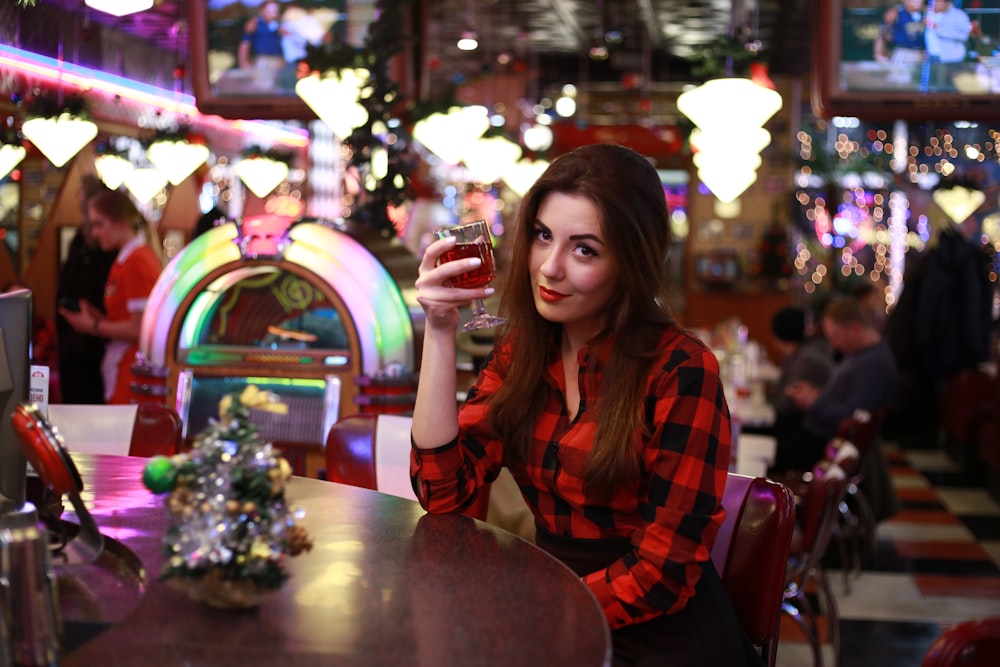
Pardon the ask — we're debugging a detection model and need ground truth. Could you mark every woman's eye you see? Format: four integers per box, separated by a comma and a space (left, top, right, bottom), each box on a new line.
575, 243, 598, 257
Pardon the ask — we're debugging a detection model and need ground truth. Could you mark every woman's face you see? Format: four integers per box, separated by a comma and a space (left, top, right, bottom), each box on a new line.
529, 192, 619, 340
86, 205, 127, 252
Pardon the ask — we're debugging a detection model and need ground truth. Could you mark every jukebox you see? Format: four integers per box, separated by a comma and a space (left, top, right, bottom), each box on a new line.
138, 215, 422, 476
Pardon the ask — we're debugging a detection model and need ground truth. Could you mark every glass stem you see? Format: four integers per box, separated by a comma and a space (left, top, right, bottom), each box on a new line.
470, 299, 486, 317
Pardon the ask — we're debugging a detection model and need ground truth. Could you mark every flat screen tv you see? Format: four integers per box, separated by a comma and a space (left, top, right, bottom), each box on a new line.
0, 288, 32, 512
813, 0, 1000, 120
189, 0, 412, 120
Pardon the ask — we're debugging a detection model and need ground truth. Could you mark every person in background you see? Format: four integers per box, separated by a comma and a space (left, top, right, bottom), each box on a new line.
191, 162, 228, 241
925, 0, 972, 91
771, 294, 897, 475
410, 144, 763, 666
766, 306, 835, 439
55, 174, 118, 404
874, 0, 927, 67
237, 0, 287, 86
58, 190, 164, 405
883, 213, 993, 447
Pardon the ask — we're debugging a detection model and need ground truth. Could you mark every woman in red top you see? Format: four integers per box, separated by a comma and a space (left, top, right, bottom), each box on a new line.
59, 190, 163, 404
411, 144, 761, 666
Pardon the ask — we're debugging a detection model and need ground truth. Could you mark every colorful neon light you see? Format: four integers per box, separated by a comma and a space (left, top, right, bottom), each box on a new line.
0, 44, 309, 149
139, 220, 415, 375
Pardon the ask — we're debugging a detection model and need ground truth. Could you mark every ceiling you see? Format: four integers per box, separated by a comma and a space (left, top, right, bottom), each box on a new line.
15, 0, 813, 117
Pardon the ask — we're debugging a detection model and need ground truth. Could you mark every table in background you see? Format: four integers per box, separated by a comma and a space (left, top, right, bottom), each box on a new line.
57, 454, 611, 667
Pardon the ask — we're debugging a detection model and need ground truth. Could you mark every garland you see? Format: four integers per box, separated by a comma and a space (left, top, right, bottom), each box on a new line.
242, 145, 294, 166
688, 33, 766, 80
22, 92, 90, 121
302, 0, 414, 237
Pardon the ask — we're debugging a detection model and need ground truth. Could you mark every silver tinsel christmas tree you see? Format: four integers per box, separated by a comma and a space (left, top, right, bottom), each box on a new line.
142, 387, 312, 608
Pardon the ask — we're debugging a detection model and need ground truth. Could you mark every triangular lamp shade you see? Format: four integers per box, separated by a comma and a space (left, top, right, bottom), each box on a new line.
463, 136, 523, 185
124, 168, 168, 204
0, 144, 27, 180
235, 157, 289, 199
85, 0, 154, 17
147, 140, 210, 186
295, 69, 370, 140
412, 106, 489, 165
21, 113, 98, 168
95, 153, 135, 190
933, 186, 986, 224
502, 159, 549, 197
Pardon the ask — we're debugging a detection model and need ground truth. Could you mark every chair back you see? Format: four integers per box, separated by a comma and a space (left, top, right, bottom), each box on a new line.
796, 461, 849, 557
325, 413, 490, 519
711, 473, 796, 665
921, 617, 1000, 667
129, 403, 184, 457
835, 407, 886, 457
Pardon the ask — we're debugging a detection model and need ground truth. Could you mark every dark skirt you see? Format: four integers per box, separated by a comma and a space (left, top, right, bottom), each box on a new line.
534, 526, 765, 667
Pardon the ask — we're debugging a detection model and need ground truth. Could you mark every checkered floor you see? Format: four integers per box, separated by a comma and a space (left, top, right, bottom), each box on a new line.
775, 443, 1000, 667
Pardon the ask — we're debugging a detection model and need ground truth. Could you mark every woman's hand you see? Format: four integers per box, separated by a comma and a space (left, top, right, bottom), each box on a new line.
415, 235, 494, 332
58, 299, 101, 335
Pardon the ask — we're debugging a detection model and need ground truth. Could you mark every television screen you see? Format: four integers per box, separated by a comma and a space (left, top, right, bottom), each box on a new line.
814, 0, 1000, 120
0, 288, 32, 511
189, 0, 401, 119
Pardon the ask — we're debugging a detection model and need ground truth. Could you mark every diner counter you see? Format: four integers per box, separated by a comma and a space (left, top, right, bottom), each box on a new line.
55, 454, 612, 667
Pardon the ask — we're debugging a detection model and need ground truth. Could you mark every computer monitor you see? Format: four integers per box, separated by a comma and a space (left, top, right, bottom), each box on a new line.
0, 288, 32, 514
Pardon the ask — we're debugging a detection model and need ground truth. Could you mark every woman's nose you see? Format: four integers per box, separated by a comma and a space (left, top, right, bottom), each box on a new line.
539, 248, 562, 278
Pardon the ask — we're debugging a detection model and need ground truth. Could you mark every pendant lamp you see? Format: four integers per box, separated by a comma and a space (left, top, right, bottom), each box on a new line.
502, 158, 549, 198
295, 69, 371, 140
677, 77, 782, 203
84, 0, 154, 17
147, 139, 209, 186
21, 112, 98, 168
412, 106, 489, 165
462, 136, 523, 185
94, 153, 135, 190
235, 156, 289, 199
933, 185, 986, 225
0, 144, 26, 180
124, 168, 168, 204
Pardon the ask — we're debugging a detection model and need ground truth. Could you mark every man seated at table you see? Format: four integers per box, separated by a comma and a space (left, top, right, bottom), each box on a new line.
770, 295, 897, 474
766, 306, 835, 438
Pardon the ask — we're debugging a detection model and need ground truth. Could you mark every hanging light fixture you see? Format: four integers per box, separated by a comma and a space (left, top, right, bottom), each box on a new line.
147, 137, 209, 186
235, 153, 290, 199
94, 152, 134, 190
84, 0, 155, 18
933, 184, 986, 225
677, 78, 781, 203
413, 106, 489, 165
462, 135, 523, 185
0, 143, 26, 181
295, 68, 371, 140
502, 158, 549, 198
21, 111, 98, 168
124, 167, 168, 204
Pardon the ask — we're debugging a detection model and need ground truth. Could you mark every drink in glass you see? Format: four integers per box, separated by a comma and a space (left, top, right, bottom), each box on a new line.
435, 220, 505, 331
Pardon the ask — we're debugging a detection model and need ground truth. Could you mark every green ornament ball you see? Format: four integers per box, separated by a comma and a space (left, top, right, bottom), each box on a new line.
142, 455, 177, 493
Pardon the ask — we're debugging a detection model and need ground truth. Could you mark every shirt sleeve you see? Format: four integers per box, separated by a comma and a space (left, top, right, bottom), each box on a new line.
410, 352, 505, 513
583, 346, 731, 628
121, 249, 161, 314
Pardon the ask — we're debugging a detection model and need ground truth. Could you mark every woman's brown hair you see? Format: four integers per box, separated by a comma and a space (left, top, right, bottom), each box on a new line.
88, 190, 166, 266
487, 144, 675, 491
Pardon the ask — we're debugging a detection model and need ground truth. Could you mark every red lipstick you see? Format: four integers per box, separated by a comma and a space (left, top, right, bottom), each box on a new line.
539, 286, 568, 302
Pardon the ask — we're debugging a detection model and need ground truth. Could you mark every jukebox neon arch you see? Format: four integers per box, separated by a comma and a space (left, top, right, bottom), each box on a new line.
139, 216, 417, 459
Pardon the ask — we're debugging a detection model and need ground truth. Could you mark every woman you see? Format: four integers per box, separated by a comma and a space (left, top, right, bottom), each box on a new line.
410, 144, 761, 666
59, 190, 163, 405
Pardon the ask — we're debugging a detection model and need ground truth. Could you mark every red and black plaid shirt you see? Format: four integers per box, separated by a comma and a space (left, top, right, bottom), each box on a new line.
411, 325, 732, 628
